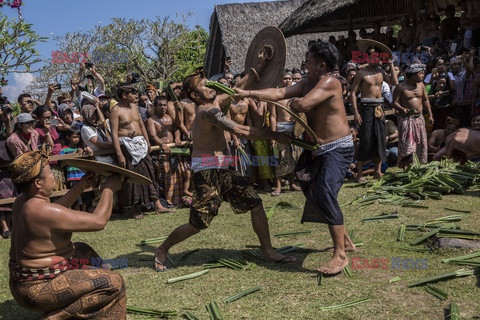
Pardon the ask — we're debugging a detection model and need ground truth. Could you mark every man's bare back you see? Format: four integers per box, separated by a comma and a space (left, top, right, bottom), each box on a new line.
112, 102, 143, 137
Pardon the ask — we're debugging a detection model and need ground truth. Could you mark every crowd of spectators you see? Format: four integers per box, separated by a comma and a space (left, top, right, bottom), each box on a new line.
1, 4, 480, 240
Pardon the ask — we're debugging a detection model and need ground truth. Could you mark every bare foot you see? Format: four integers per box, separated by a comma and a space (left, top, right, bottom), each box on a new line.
264, 251, 296, 263
271, 189, 281, 196
323, 234, 357, 252
316, 255, 348, 275
290, 184, 301, 191
356, 176, 367, 183
155, 206, 175, 214
183, 190, 193, 197
154, 248, 168, 272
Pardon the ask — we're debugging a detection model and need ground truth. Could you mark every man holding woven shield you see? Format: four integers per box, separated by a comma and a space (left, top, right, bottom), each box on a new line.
8, 151, 126, 319
235, 40, 356, 275
154, 52, 296, 271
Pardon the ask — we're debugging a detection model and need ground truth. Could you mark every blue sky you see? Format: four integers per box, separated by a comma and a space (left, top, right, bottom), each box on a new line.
2, 0, 275, 101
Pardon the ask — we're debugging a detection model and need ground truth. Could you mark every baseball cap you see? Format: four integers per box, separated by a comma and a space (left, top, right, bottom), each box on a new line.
17, 113, 36, 123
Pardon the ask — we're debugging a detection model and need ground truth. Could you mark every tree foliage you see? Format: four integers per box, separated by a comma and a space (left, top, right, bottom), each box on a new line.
0, 1, 46, 79
27, 14, 208, 100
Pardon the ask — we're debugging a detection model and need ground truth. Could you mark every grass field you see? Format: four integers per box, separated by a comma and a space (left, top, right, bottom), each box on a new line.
1, 179, 479, 320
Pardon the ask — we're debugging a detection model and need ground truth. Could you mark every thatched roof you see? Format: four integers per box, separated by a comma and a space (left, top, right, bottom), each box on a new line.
204, 0, 340, 78
279, 0, 460, 37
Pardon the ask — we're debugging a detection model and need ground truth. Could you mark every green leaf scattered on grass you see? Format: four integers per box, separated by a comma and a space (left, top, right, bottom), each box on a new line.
410, 228, 440, 246
127, 306, 178, 317
205, 301, 224, 320
317, 273, 323, 286
266, 206, 276, 220
343, 266, 353, 277
140, 236, 167, 245
449, 302, 460, 320
397, 225, 406, 241
362, 213, 399, 222
408, 268, 480, 287
424, 284, 448, 300
319, 297, 371, 311
274, 231, 311, 238
445, 207, 471, 213
167, 270, 209, 284
182, 311, 201, 320
442, 251, 480, 263
389, 276, 401, 283
223, 286, 261, 303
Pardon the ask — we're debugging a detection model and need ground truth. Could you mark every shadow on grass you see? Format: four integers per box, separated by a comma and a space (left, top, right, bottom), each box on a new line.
463, 189, 480, 198
106, 244, 334, 274
0, 300, 40, 320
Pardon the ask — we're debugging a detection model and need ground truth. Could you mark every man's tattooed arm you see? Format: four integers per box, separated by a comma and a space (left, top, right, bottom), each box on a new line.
204, 107, 276, 140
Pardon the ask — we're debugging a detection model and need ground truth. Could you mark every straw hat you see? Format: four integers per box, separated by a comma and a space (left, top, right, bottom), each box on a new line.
62, 158, 152, 184
357, 39, 392, 60
244, 26, 286, 90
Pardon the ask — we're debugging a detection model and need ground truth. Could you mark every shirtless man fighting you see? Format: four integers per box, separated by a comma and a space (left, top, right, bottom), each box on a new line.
154, 61, 296, 271
9, 151, 125, 319
110, 84, 172, 218
351, 43, 398, 182
236, 40, 356, 275
392, 63, 434, 167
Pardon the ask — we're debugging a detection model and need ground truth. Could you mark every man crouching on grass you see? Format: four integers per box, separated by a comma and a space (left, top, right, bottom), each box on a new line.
9, 151, 126, 319
235, 40, 355, 275
154, 59, 296, 271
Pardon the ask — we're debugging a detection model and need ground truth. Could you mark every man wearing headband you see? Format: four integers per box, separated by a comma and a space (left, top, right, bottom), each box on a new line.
392, 63, 434, 167
154, 61, 296, 271
350, 43, 398, 183
111, 83, 173, 218
235, 40, 356, 275
8, 151, 126, 319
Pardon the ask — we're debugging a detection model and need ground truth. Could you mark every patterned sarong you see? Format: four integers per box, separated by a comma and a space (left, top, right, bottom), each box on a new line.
397, 114, 428, 167
153, 153, 182, 205
9, 242, 126, 319
118, 144, 162, 210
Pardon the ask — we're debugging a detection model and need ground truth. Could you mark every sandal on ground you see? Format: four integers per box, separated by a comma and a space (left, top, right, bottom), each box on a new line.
154, 258, 169, 272
271, 190, 281, 197
2, 230, 12, 239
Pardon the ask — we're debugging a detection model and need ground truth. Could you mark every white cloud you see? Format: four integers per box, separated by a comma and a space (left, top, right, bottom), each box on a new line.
3, 73, 34, 102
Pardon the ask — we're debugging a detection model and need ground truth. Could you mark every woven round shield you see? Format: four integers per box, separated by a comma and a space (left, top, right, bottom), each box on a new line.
357, 39, 392, 60
62, 158, 152, 185
244, 26, 286, 90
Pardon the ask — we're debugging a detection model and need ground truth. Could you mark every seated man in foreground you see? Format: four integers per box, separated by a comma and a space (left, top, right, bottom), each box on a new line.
9, 151, 126, 320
